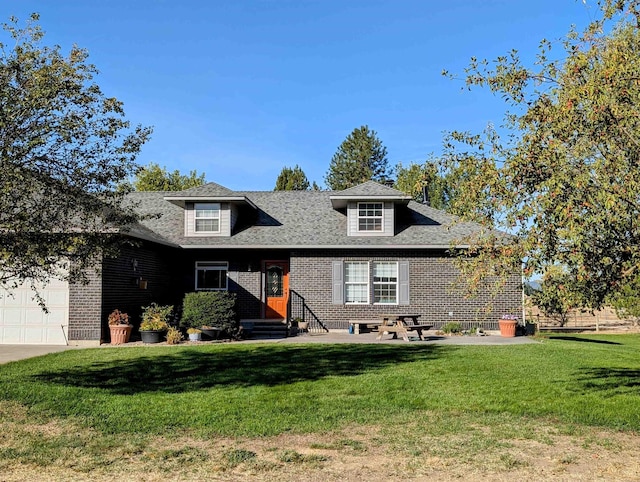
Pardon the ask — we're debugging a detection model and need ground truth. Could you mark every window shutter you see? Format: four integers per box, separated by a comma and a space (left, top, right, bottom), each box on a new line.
332, 261, 344, 304
398, 261, 410, 305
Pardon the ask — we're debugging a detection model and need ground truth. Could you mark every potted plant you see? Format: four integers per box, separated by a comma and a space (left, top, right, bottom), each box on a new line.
293, 317, 309, 333
139, 303, 172, 343
187, 327, 202, 341
108, 309, 132, 345
499, 314, 518, 337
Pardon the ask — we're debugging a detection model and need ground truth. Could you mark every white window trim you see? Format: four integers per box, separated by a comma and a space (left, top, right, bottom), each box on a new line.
344, 261, 370, 305
356, 202, 384, 232
194, 203, 221, 233
195, 261, 228, 291
373, 261, 399, 305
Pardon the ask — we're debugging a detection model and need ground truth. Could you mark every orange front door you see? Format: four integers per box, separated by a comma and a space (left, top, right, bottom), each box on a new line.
265, 261, 289, 319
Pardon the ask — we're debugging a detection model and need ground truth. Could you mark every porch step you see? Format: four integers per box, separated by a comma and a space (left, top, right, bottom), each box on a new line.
241, 319, 289, 339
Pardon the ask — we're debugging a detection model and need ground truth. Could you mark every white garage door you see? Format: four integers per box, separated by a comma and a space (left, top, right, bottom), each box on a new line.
0, 278, 69, 345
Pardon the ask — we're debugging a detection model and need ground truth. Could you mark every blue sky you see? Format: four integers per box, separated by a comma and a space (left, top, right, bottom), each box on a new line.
5, 1, 598, 190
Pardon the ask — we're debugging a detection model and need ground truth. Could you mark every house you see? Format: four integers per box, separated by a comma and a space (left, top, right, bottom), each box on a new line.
0, 181, 522, 344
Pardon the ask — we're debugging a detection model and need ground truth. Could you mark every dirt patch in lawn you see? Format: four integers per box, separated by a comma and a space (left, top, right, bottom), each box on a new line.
0, 404, 639, 481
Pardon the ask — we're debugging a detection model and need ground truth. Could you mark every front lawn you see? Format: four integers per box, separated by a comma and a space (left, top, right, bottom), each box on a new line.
1, 335, 639, 479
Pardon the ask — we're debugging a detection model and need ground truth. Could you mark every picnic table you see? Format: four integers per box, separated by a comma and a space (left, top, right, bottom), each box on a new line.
375, 313, 432, 342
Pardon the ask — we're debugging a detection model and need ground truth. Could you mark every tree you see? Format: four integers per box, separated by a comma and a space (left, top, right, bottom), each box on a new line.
608, 274, 640, 326
440, 1, 640, 307
325, 125, 391, 190
0, 14, 151, 293
132, 163, 205, 191
530, 268, 579, 326
274, 165, 310, 191
395, 159, 450, 209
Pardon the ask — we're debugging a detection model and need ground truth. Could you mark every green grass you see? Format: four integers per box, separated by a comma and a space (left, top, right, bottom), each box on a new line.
1, 334, 639, 438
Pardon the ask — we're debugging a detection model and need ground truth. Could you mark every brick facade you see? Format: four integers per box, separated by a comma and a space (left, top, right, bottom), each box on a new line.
290, 249, 522, 330
67, 245, 522, 341
68, 265, 102, 341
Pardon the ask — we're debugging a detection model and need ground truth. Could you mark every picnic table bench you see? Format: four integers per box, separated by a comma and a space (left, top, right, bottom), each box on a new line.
376, 314, 433, 342
348, 319, 384, 334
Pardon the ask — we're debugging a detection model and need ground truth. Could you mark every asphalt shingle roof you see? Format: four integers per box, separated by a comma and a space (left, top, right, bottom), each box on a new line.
125, 182, 485, 249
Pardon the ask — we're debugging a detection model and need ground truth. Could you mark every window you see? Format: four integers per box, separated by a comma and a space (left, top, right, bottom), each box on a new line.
357, 202, 383, 232
373, 262, 398, 304
195, 261, 228, 290
333, 260, 407, 306
194, 203, 220, 233
344, 261, 369, 304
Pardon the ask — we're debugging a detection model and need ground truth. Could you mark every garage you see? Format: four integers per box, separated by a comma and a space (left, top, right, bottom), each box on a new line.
0, 278, 69, 345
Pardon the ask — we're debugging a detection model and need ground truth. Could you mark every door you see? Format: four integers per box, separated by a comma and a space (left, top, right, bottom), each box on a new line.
265, 261, 289, 319
0, 278, 69, 345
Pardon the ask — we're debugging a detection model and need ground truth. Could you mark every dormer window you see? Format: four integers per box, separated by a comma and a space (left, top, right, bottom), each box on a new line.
357, 202, 383, 232
195, 203, 220, 233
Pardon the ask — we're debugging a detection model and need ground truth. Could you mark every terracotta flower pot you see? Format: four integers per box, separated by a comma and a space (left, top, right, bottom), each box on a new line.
110, 325, 132, 345
499, 319, 517, 337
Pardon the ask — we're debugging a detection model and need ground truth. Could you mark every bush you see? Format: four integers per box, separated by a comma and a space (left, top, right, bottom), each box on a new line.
180, 291, 238, 333
166, 327, 182, 345
140, 303, 173, 331
441, 322, 462, 334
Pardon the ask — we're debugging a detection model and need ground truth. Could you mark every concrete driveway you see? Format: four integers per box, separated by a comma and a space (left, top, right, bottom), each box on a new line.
0, 345, 82, 364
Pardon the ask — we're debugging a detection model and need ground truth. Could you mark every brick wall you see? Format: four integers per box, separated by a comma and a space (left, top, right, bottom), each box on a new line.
290, 249, 522, 330
101, 242, 179, 340
68, 264, 102, 341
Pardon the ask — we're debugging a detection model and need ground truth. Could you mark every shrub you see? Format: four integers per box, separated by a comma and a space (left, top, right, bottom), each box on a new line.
186, 327, 201, 335
140, 303, 173, 331
441, 322, 462, 334
166, 327, 182, 345
180, 291, 238, 333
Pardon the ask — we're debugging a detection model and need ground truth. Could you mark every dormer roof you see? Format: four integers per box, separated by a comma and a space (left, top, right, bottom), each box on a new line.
163, 182, 257, 209
329, 181, 412, 208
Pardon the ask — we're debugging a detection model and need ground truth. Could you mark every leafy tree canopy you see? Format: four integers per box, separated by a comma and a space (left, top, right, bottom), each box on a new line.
325, 125, 391, 190
530, 267, 579, 326
274, 165, 310, 191
441, 1, 640, 307
131, 162, 205, 191
0, 14, 151, 292
607, 273, 640, 325
395, 159, 450, 210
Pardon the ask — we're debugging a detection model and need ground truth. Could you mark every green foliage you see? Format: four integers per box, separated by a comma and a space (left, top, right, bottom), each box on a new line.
274, 165, 310, 190
0, 14, 151, 293
130, 162, 205, 191
440, 1, 640, 307
608, 274, 640, 326
394, 159, 450, 209
530, 268, 579, 326
165, 327, 182, 345
441, 322, 462, 334
140, 303, 173, 331
222, 448, 257, 467
180, 291, 237, 332
325, 125, 391, 190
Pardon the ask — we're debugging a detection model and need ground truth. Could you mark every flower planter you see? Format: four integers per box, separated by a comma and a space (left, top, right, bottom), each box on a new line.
109, 325, 132, 345
201, 327, 223, 340
140, 329, 166, 344
499, 319, 517, 337
188, 332, 201, 342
